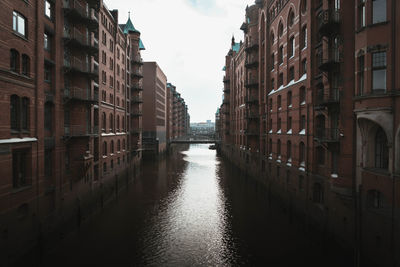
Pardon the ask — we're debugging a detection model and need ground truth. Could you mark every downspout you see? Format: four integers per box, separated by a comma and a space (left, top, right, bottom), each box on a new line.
35, 0, 40, 217
390, 0, 396, 265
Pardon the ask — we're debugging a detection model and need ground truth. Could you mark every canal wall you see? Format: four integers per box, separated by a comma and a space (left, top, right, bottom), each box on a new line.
0, 160, 141, 267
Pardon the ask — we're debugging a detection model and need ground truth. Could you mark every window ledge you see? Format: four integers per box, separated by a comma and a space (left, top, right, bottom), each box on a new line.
368, 21, 389, 28
12, 32, 28, 42
363, 168, 391, 177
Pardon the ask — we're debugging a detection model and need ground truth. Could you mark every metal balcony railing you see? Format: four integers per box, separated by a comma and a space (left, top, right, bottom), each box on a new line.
318, 9, 341, 36
223, 76, 230, 83
245, 57, 259, 69
131, 69, 143, 78
64, 125, 97, 137
131, 83, 143, 91
64, 57, 98, 76
132, 96, 143, 103
246, 95, 259, 104
245, 79, 259, 88
316, 88, 340, 106
64, 87, 98, 103
317, 47, 342, 72
131, 55, 143, 65
245, 110, 259, 119
245, 39, 259, 52
315, 128, 340, 142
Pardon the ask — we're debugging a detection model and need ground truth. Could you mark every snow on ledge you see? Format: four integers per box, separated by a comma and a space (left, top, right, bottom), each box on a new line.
0, 137, 38, 144
299, 129, 306, 135
268, 74, 307, 96
331, 173, 339, 179
287, 129, 292, 134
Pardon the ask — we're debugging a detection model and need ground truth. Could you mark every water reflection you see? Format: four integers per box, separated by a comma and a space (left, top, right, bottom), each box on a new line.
140, 145, 234, 266
28, 144, 352, 267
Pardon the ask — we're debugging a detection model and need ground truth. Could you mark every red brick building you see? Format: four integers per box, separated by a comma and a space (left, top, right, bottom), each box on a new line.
142, 62, 168, 154
0, 0, 144, 263
220, 0, 400, 265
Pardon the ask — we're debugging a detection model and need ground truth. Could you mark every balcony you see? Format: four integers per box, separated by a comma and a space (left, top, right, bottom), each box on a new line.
223, 76, 230, 83
131, 69, 143, 78
131, 110, 143, 117
314, 128, 340, 143
132, 96, 143, 103
223, 87, 231, 93
245, 79, 259, 89
64, 125, 98, 138
317, 47, 342, 72
63, 87, 98, 104
245, 40, 259, 52
245, 57, 259, 69
245, 110, 259, 120
131, 55, 143, 66
64, 57, 99, 78
318, 9, 341, 37
315, 88, 340, 107
63, 0, 99, 27
63, 28, 98, 54
245, 95, 259, 104
223, 98, 230, 105
131, 83, 143, 91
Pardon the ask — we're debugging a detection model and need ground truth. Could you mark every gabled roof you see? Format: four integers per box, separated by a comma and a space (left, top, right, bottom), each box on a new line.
139, 39, 145, 50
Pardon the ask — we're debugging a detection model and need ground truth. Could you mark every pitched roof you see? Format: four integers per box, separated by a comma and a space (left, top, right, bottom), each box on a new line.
123, 17, 140, 34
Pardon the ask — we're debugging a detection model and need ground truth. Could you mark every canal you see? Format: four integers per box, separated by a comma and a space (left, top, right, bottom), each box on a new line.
24, 144, 352, 266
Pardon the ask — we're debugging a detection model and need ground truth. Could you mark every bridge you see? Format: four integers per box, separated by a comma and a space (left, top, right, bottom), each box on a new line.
169, 139, 218, 144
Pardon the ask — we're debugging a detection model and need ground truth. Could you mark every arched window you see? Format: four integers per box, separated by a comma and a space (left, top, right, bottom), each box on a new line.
44, 102, 53, 131
367, 190, 385, 208
375, 127, 388, 169
117, 140, 121, 151
269, 139, 272, 155
22, 54, 30, 76
122, 139, 126, 150
117, 115, 120, 131
287, 91, 292, 107
313, 183, 323, 203
301, 26, 307, 49
301, 0, 307, 15
110, 140, 114, 154
299, 87, 306, 104
109, 113, 113, 132
270, 31, 275, 46
102, 112, 106, 132
10, 49, 19, 72
288, 10, 295, 27
122, 116, 125, 131
278, 21, 284, 37
103, 141, 107, 156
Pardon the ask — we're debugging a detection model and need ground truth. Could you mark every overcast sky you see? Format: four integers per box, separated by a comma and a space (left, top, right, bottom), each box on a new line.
106, 0, 255, 122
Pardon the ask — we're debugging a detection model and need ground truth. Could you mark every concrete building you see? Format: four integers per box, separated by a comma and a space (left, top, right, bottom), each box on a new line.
142, 62, 167, 154
0, 0, 144, 263
219, 0, 400, 265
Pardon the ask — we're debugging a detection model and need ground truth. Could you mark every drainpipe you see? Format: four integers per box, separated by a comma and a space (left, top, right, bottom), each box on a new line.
390, 0, 396, 265
35, 0, 40, 219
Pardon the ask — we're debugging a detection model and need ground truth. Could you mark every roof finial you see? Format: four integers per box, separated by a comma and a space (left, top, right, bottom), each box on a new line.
128, 11, 131, 18
231, 34, 235, 46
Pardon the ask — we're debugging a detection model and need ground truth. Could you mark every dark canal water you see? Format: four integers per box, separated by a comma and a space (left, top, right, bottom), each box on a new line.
27, 144, 352, 266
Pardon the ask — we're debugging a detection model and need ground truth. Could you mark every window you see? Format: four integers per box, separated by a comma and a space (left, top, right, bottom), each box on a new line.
301, 26, 307, 49
22, 55, 30, 76
45, 1, 53, 19
367, 190, 384, 208
299, 142, 305, 164
111, 140, 114, 154
270, 54, 275, 70
288, 11, 294, 27
375, 127, 388, 169
277, 118, 281, 131
300, 87, 306, 104
117, 140, 121, 151
277, 95, 282, 109
103, 162, 107, 173
10, 95, 29, 132
287, 117, 292, 132
287, 91, 292, 107
103, 141, 107, 156
301, 59, 307, 75
110, 160, 114, 169
102, 31, 106, 44
44, 33, 51, 51
102, 71, 106, 84
277, 139, 281, 156
117, 115, 120, 130
300, 115, 306, 131
372, 52, 386, 93
10, 49, 19, 72
271, 78, 275, 90
102, 51, 106, 64
358, 55, 365, 95
278, 73, 283, 87
44, 149, 52, 178
287, 141, 292, 160
102, 112, 106, 132
44, 64, 52, 83
301, 0, 307, 14
270, 32, 275, 46
358, 0, 366, 28
109, 113, 113, 132
298, 175, 304, 191
13, 150, 29, 188
372, 0, 386, 24
289, 36, 295, 58
44, 102, 53, 131
288, 66, 294, 82
278, 22, 283, 37
13, 11, 26, 37
279, 46, 283, 64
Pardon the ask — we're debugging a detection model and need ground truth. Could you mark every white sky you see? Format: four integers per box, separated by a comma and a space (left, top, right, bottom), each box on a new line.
106, 0, 255, 122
